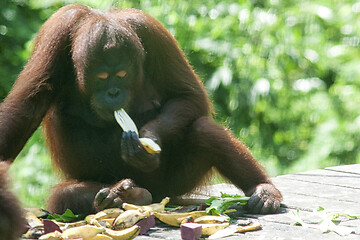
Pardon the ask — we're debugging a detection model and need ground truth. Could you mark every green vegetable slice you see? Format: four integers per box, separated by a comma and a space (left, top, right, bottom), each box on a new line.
205, 192, 249, 216
46, 209, 81, 222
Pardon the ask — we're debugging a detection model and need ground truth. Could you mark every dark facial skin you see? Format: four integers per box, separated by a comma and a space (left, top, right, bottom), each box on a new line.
86, 49, 138, 121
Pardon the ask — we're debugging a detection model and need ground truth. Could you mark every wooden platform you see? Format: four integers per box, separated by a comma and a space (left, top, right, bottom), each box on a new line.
138, 164, 360, 239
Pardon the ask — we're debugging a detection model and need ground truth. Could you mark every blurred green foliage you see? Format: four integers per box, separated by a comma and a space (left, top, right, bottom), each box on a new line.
1, 0, 360, 207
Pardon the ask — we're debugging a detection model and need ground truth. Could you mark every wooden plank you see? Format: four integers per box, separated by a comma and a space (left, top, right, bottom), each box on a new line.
272, 178, 360, 204
325, 164, 360, 175
275, 169, 360, 189
277, 191, 360, 214
241, 199, 360, 227
249, 204, 360, 229
235, 221, 360, 240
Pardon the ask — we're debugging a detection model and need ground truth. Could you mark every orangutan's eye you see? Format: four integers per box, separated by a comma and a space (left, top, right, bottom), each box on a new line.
96, 72, 109, 79
116, 70, 127, 78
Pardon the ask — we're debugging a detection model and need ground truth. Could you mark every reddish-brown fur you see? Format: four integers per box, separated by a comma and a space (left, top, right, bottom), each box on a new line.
0, 5, 282, 237
0, 162, 25, 240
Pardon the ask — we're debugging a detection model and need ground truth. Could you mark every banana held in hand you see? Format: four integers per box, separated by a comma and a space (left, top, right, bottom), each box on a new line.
139, 138, 161, 154
114, 109, 161, 154
122, 197, 170, 213
61, 225, 104, 239
105, 225, 140, 240
112, 209, 150, 230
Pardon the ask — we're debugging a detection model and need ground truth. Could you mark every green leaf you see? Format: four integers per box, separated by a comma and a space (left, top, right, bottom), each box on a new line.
46, 209, 81, 222
317, 206, 325, 211
205, 193, 249, 216
205, 197, 217, 205
220, 192, 244, 198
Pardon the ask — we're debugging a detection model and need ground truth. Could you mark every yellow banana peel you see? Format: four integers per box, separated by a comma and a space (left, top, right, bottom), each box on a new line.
122, 197, 170, 213
194, 215, 229, 224
98, 218, 116, 228
104, 225, 140, 240
94, 208, 124, 221
112, 209, 150, 230
208, 220, 261, 239
236, 221, 261, 232
86, 233, 113, 240
154, 211, 207, 227
61, 225, 104, 239
38, 231, 62, 240
199, 222, 230, 236
25, 211, 43, 228
25, 207, 49, 218
62, 220, 87, 230
85, 214, 96, 224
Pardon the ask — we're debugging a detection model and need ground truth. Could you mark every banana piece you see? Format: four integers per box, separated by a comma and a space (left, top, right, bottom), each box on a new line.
39, 230, 62, 240
62, 220, 87, 230
94, 208, 124, 221
90, 219, 103, 228
98, 218, 116, 228
207, 225, 237, 239
236, 220, 261, 232
121, 203, 142, 211
114, 109, 161, 154
86, 234, 113, 240
25, 211, 43, 228
208, 221, 262, 239
199, 222, 230, 236
114, 109, 138, 134
112, 209, 150, 230
90, 218, 115, 229
139, 138, 161, 154
25, 207, 50, 218
104, 225, 140, 240
180, 216, 194, 225
122, 197, 170, 213
194, 215, 229, 224
23, 227, 44, 239
154, 211, 207, 227
85, 214, 96, 224
61, 225, 104, 239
